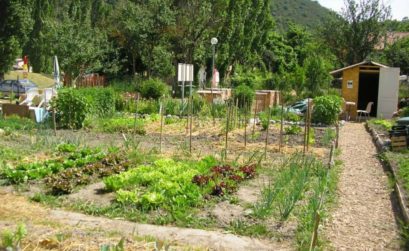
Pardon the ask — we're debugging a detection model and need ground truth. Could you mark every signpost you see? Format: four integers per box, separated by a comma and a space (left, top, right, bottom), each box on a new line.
177, 63, 194, 107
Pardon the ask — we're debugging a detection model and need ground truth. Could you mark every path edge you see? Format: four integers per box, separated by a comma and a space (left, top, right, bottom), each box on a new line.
366, 123, 409, 224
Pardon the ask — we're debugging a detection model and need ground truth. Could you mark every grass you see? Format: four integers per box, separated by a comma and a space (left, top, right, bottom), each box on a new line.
5, 71, 55, 89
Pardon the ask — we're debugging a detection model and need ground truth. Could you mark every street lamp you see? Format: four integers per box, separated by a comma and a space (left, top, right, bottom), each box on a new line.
210, 37, 218, 126
211, 37, 218, 88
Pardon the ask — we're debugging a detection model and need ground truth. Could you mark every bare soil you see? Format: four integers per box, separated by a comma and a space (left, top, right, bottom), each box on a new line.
325, 122, 402, 250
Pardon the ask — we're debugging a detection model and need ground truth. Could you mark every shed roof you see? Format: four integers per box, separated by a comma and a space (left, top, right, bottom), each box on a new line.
330, 61, 389, 75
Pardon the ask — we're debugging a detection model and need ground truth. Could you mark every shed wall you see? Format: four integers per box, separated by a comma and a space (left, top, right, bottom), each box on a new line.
342, 67, 360, 119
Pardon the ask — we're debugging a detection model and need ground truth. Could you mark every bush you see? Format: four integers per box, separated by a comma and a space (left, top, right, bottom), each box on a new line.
138, 78, 169, 99
233, 84, 255, 108
402, 107, 409, 117
137, 100, 160, 115
285, 125, 302, 135
75, 88, 117, 117
52, 88, 90, 129
312, 95, 342, 125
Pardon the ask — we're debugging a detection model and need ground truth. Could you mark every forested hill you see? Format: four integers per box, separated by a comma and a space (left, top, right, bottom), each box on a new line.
271, 0, 333, 31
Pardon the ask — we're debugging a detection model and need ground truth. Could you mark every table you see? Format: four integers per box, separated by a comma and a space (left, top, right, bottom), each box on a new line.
345, 101, 356, 121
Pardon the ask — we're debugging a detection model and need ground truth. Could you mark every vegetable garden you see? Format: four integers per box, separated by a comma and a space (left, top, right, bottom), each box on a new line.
0, 85, 342, 250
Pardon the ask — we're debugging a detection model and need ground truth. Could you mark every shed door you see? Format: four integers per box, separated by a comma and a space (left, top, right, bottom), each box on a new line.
377, 67, 400, 119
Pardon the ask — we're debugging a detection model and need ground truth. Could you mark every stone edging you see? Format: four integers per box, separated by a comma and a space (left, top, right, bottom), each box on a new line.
366, 123, 409, 224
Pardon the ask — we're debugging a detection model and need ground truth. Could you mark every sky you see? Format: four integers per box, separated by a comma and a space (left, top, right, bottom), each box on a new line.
317, 0, 409, 20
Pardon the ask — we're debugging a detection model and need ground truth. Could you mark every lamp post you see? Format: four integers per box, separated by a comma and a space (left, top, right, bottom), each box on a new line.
211, 37, 218, 88
210, 37, 218, 126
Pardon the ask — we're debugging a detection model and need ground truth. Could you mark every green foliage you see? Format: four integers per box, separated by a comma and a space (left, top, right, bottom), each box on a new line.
138, 78, 169, 99
322, 128, 336, 146
1, 223, 27, 250
231, 66, 272, 90
1, 144, 104, 184
271, 0, 331, 31
402, 107, 409, 117
0, 0, 34, 77
52, 88, 90, 129
385, 37, 409, 75
76, 88, 117, 117
104, 157, 257, 213
304, 55, 332, 97
259, 107, 300, 130
321, 0, 391, 64
285, 125, 302, 135
368, 119, 394, 132
0, 115, 36, 131
233, 84, 255, 108
312, 95, 343, 125
93, 117, 146, 135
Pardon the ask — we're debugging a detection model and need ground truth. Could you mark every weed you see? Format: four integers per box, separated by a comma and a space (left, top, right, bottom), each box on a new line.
1, 223, 27, 250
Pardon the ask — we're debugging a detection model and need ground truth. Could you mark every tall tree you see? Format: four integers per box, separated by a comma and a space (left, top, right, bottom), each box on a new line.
0, 0, 33, 80
385, 37, 409, 75
321, 0, 391, 65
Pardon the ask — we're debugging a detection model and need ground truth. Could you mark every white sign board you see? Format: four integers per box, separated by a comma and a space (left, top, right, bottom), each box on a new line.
178, 63, 194, 82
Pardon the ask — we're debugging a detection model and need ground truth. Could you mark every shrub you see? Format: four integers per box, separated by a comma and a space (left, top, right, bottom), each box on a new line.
285, 125, 302, 135
137, 100, 160, 115
401, 107, 409, 117
233, 84, 255, 108
312, 95, 342, 125
138, 78, 169, 99
76, 88, 116, 117
52, 88, 90, 129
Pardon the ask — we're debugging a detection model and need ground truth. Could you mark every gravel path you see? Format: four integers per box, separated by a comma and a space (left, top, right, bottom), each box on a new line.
326, 123, 401, 250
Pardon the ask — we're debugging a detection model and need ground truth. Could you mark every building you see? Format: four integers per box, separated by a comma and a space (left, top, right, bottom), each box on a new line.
330, 61, 400, 120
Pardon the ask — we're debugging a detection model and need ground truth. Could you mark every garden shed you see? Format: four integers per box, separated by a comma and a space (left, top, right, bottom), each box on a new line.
330, 61, 400, 120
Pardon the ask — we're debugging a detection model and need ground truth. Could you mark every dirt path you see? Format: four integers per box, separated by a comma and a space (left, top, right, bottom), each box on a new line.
0, 190, 290, 251
326, 122, 401, 250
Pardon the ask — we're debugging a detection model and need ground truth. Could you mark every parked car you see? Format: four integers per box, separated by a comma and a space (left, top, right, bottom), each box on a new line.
287, 98, 313, 115
0, 79, 38, 98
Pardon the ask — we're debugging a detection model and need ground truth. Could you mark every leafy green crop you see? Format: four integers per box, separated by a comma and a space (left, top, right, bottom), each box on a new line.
104, 157, 257, 211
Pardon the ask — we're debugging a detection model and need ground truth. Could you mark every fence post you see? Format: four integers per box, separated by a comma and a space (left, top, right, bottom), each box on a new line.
264, 106, 271, 160
335, 122, 340, 149
328, 142, 335, 169
159, 102, 164, 154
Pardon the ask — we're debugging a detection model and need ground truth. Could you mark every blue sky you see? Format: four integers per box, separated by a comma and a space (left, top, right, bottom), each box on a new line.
317, 0, 409, 20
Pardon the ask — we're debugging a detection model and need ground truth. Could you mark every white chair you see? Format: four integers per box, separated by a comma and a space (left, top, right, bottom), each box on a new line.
39, 88, 56, 108
20, 88, 39, 106
357, 102, 374, 122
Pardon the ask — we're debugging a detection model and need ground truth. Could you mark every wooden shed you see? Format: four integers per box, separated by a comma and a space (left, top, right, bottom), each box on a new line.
330, 61, 400, 120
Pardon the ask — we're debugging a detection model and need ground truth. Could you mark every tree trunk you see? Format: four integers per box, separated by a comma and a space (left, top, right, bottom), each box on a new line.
0, 72, 4, 81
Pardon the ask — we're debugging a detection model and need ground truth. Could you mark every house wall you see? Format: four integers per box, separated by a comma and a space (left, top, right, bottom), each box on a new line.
342, 67, 360, 119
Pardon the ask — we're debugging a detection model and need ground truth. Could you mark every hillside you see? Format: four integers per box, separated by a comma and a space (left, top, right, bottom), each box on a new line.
272, 0, 333, 31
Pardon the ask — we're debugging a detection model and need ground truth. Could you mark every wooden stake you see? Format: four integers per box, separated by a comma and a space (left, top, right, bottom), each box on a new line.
189, 95, 193, 154
264, 106, 271, 160
279, 98, 284, 152
328, 142, 335, 168
224, 101, 231, 161
309, 212, 321, 251
159, 102, 164, 154
306, 99, 312, 152
252, 101, 258, 136
133, 95, 139, 135
335, 122, 340, 149
244, 97, 248, 149
52, 108, 57, 136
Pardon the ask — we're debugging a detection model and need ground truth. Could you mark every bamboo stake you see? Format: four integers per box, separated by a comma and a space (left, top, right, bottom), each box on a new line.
244, 97, 248, 149
279, 97, 284, 152
252, 100, 258, 136
307, 99, 311, 152
303, 102, 308, 154
189, 95, 193, 154
224, 101, 231, 161
335, 122, 340, 149
309, 212, 321, 251
133, 94, 139, 135
52, 108, 57, 136
264, 106, 271, 160
159, 102, 164, 154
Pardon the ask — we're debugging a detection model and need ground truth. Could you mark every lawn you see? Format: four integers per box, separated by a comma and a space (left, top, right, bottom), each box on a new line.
5, 71, 55, 88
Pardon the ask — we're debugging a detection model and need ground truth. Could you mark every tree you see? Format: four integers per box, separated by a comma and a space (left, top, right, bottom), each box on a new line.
385, 37, 409, 75
321, 0, 391, 65
304, 55, 332, 97
0, 0, 33, 80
